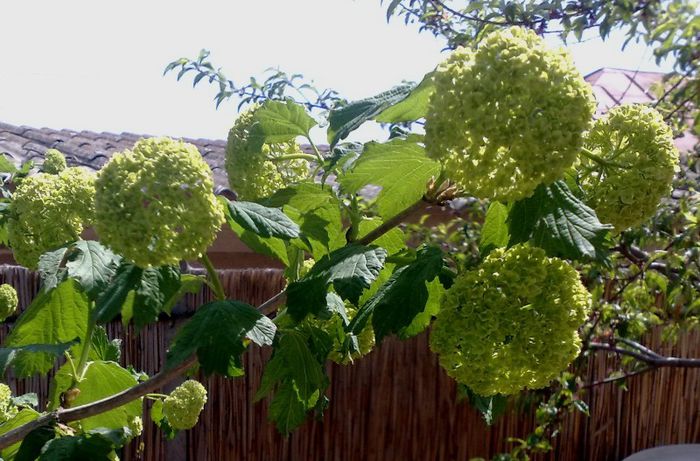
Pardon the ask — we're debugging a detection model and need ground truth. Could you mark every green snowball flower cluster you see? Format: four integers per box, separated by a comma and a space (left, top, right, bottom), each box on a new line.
425, 27, 596, 202
0, 383, 17, 424
579, 104, 679, 231
0, 284, 18, 322
42, 149, 67, 174
94, 137, 224, 268
162, 380, 208, 430
225, 105, 310, 201
430, 245, 590, 396
8, 168, 95, 269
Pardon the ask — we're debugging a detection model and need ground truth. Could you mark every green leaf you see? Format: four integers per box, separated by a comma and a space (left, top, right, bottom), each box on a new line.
0, 340, 78, 376
480, 201, 510, 255
268, 381, 308, 435
508, 181, 612, 261
166, 300, 276, 377
350, 246, 444, 341
256, 330, 327, 434
0, 408, 40, 460
150, 400, 177, 440
48, 361, 142, 431
127, 265, 181, 329
0, 155, 18, 174
221, 197, 290, 265
460, 386, 508, 426
277, 331, 326, 401
161, 274, 203, 315
248, 100, 317, 150
89, 326, 121, 362
339, 140, 439, 220
38, 430, 126, 461
398, 277, 444, 339
38, 241, 121, 300
286, 245, 387, 321
94, 263, 143, 324
327, 83, 414, 146
375, 72, 434, 123
227, 201, 300, 239
15, 425, 56, 461
94, 263, 181, 329
5, 280, 88, 377
11, 393, 38, 409
264, 183, 345, 260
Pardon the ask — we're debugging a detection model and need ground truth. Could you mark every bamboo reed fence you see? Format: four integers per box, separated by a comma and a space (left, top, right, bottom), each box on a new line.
0, 263, 699, 461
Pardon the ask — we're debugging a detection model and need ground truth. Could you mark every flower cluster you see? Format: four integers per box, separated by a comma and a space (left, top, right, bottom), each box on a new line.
162, 380, 208, 430
579, 104, 679, 231
225, 105, 310, 201
425, 27, 595, 202
8, 168, 95, 269
0, 284, 18, 322
430, 245, 591, 396
42, 149, 67, 174
0, 383, 17, 424
94, 137, 224, 268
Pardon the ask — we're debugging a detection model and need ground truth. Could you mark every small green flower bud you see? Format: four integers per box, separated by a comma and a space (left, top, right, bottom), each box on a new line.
163, 380, 208, 430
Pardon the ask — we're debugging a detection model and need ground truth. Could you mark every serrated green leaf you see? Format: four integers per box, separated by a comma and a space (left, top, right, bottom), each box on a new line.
94, 263, 143, 324
375, 71, 434, 123
11, 393, 38, 409
48, 361, 142, 431
166, 300, 276, 377
227, 201, 300, 239
327, 83, 414, 146
398, 277, 444, 339
350, 246, 444, 341
89, 326, 121, 362
461, 386, 508, 426
38, 430, 123, 461
248, 100, 316, 150
38, 241, 121, 300
480, 201, 510, 255
339, 140, 439, 220
264, 183, 345, 260
220, 196, 289, 265
5, 280, 88, 377
0, 408, 40, 460
128, 265, 181, 329
268, 381, 308, 435
278, 331, 325, 401
15, 424, 56, 461
508, 181, 612, 261
286, 244, 387, 321
0, 340, 78, 377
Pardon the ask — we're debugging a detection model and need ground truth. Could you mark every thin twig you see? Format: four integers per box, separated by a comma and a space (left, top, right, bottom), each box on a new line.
589, 342, 700, 367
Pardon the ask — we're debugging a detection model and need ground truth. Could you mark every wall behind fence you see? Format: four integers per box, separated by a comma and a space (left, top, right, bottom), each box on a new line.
1, 264, 699, 461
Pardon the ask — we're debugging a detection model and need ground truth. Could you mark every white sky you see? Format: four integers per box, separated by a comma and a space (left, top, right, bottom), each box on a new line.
0, 0, 674, 144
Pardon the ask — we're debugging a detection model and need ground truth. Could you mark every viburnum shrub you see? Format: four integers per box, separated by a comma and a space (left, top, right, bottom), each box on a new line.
0, 19, 694, 461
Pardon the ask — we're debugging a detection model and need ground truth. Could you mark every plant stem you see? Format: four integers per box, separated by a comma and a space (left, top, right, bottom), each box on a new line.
75, 303, 96, 383
200, 254, 226, 301
305, 136, 325, 164
270, 153, 318, 163
580, 147, 629, 170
